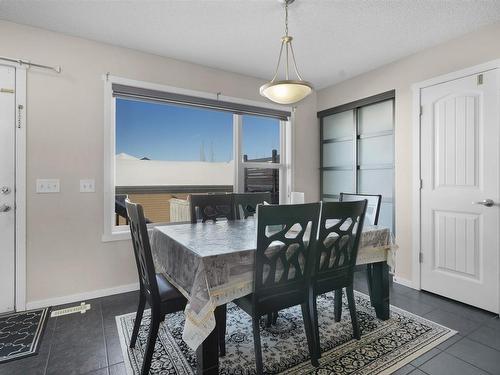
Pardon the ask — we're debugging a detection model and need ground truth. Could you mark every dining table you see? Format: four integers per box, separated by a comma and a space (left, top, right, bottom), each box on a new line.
150, 218, 397, 374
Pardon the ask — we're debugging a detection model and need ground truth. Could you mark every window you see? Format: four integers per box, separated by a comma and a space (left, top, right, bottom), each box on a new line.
114, 99, 234, 225
242, 115, 280, 163
104, 77, 291, 239
318, 91, 395, 231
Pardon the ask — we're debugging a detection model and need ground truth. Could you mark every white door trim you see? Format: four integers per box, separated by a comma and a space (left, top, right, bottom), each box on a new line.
411, 58, 500, 297
1, 61, 27, 311
15, 66, 27, 311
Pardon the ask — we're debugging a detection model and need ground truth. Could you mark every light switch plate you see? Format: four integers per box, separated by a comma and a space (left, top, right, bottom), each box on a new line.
36, 179, 60, 193
80, 179, 95, 193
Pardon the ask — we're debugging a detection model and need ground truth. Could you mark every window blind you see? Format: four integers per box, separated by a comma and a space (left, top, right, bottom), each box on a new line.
112, 84, 291, 121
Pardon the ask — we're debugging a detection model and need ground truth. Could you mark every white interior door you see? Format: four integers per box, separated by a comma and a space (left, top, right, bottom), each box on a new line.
0, 64, 16, 313
420, 69, 499, 313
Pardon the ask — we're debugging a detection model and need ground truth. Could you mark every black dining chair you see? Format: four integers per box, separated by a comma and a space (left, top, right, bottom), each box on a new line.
233, 192, 271, 219
339, 193, 382, 312
189, 193, 234, 223
188, 193, 233, 356
233, 203, 321, 374
125, 199, 187, 375
310, 200, 367, 361
339, 193, 381, 226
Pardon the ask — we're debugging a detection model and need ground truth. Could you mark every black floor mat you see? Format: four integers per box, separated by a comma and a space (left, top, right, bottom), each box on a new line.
0, 307, 50, 363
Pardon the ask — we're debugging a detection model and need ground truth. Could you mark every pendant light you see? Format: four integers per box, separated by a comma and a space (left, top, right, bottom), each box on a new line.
260, 0, 313, 105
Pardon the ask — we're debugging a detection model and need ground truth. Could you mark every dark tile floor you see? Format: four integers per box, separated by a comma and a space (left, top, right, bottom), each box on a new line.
1, 271, 499, 375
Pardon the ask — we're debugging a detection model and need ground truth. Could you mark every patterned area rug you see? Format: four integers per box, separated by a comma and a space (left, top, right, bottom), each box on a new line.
116, 292, 456, 374
0, 307, 50, 364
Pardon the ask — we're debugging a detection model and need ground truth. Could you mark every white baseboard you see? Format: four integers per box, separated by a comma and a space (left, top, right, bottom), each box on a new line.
393, 276, 419, 290
25, 282, 140, 311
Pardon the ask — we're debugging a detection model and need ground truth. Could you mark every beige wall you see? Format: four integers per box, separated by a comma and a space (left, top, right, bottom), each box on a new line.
0, 20, 319, 304
317, 22, 500, 281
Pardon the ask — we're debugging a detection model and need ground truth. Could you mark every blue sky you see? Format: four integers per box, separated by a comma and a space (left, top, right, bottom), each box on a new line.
116, 98, 280, 162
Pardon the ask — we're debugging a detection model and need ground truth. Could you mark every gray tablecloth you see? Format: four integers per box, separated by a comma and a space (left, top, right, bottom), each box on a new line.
150, 219, 396, 350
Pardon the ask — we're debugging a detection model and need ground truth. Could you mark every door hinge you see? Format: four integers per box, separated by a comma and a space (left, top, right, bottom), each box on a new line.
419, 105, 423, 116
477, 74, 484, 85
419, 179, 423, 190
419, 252, 423, 263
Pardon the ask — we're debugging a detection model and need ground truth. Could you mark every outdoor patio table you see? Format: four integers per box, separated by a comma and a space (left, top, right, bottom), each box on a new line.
151, 218, 397, 374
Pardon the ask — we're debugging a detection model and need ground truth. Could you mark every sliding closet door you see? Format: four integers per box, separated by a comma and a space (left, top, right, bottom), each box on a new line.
357, 100, 394, 229
319, 91, 395, 231
321, 110, 355, 200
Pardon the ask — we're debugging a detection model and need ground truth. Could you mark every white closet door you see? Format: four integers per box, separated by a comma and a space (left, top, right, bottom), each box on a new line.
420, 69, 499, 313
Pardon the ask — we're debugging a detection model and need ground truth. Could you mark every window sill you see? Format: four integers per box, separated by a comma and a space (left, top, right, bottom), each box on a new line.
101, 230, 132, 242
101, 221, 190, 242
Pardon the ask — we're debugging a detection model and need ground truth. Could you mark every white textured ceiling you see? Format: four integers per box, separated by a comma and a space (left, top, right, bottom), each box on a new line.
1, 0, 500, 89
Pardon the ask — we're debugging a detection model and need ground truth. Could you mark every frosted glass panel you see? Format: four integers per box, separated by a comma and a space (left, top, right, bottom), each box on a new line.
378, 202, 393, 229
323, 110, 354, 139
358, 135, 394, 165
323, 170, 354, 196
358, 169, 393, 199
358, 100, 393, 134
323, 141, 353, 167
323, 197, 339, 202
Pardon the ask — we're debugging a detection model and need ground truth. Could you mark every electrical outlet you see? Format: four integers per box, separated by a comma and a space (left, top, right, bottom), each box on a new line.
80, 179, 95, 193
36, 179, 60, 193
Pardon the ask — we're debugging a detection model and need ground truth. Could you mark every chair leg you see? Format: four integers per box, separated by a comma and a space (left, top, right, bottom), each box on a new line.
266, 312, 273, 327
130, 292, 146, 348
216, 304, 227, 357
311, 294, 320, 360
366, 264, 375, 306
346, 285, 361, 340
141, 309, 162, 375
272, 311, 279, 324
334, 289, 343, 322
252, 316, 264, 375
301, 302, 319, 367
266, 311, 279, 327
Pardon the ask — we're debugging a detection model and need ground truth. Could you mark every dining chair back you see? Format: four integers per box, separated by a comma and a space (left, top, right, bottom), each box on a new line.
339, 192, 381, 226
189, 193, 234, 223
314, 200, 367, 291
126, 199, 160, 303
233, 192, 271, 219
254, 202, 321, 310
115, 194, 128, 223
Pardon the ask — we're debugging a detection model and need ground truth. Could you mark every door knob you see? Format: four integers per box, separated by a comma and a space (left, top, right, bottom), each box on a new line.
0, 204, 11, 212
1, 186, 10, 194
472, 199, 495, 207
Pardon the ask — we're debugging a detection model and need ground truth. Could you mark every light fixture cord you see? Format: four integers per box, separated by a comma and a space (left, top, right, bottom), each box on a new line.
285, 1, 289, 37
284, 1, 289, 79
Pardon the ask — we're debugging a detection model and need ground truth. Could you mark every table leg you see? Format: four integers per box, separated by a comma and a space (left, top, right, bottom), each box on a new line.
216, 304, 227, 356
366, 264, 374, 307
368, 261, 390, 320
196, 305, 224, 374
